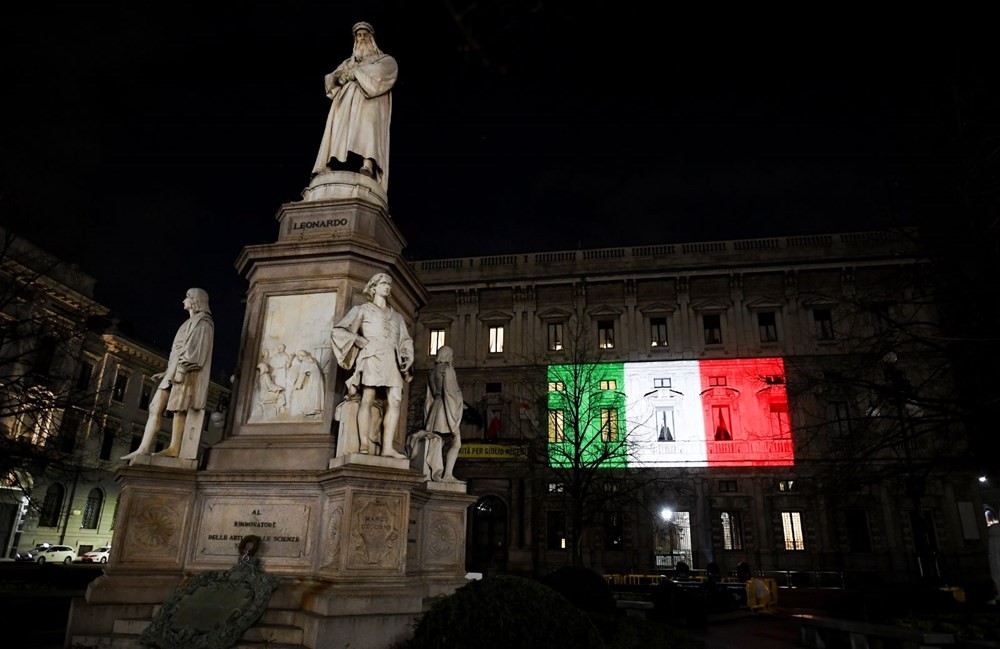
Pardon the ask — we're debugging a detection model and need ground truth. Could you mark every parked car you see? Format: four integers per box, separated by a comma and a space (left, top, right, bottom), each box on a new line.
14, 543, 50, 562
79, 545, 111, 564
28, 545, 77, 564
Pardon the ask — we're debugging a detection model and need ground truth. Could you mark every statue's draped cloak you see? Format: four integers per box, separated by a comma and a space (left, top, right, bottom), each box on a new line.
312, 53, 397, 189
163, 311, 214, 411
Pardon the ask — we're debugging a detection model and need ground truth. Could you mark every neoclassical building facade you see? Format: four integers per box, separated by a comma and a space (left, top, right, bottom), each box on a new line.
407, 228, 990, 586
0, 232, 229, 558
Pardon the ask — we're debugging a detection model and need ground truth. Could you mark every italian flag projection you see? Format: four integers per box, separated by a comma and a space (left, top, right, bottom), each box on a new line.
547, 358, 794, 468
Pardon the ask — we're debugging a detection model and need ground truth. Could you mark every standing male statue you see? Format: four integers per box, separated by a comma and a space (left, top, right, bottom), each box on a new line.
122, 288, 214, 462
408, 346, 465, 482
312, 21, 397, 189
331, 273, 413, 458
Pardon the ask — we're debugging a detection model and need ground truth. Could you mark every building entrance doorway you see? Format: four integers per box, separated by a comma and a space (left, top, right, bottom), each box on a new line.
469, 495, 508, 574
654, 509, 692, 569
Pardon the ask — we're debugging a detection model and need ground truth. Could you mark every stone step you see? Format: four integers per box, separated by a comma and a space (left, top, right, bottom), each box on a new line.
110, 616, 303, 645
72, 634, 146, 649
243, 623, 304, 645
73, 634, 307, 649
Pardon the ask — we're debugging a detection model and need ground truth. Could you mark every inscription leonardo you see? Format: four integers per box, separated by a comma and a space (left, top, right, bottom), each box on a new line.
291, 217, 350, 232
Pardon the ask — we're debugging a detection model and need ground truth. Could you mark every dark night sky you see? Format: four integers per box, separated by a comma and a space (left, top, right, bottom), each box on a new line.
0, 2, 991, 379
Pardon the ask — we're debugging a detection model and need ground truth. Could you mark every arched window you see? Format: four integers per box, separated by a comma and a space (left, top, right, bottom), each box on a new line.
38, 483, 64, 527
81, 488, 103, 529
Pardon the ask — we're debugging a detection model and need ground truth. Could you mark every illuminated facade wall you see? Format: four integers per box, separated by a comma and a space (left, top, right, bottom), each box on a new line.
547, 358, 792, 469
411, 230, 988, 584
625, 358, 793, 467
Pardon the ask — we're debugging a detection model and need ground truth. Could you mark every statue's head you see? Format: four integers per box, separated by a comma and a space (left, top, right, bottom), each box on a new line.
351, 21, 381, 58
184, 288, 210, 314
363, 273, 392, 300
436, 345, 454, 364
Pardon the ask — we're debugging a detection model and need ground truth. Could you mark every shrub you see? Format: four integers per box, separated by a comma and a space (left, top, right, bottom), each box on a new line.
540, 566, 616, 616
605, 616, 705, 649
405, 575, 605, 649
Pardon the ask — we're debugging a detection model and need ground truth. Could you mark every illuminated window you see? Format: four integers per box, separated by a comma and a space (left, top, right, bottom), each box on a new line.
703, 314, 722, 345
599, 379, 617, 391
600, 408, 619, 441
548, 381, 564, 392
429, 329, 446, 355
656, 408, 674, 442
650, 317, 668, 347
758, 311, 778, 343
81, 488, 103, 529
548, 483, 565, 493
139, 382, 153, 411
708, 376, 727, 387
488, 326, 504, 353
845, 509, 872, 553
547, 322, 564, 351
813, 309, 835, 340
111, 369, 129, 403
547, 511, 567, 550
712, 405, 732, 441
764, 375, 785, 385
778, 480, 797, 492
604, 511, 624, 549
721, 511, 743, 550
598, 320, 615, 349
548, 410, 565, 442
653, 377, 671, 389
828, 401, 851, 436
719, 480, 737, 493
781, 512, 805, 550
38, 483, 65, 527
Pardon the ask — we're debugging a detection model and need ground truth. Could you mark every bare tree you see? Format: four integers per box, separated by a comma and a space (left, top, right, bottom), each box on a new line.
0, 229, 116, 513
784, 259, 971, 580
508, 314, 657, 567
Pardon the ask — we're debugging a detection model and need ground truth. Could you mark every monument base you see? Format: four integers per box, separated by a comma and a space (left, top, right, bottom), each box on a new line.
68, 457, 474, 649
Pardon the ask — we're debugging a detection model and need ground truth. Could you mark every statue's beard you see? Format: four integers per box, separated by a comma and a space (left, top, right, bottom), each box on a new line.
353, 40, 377, 61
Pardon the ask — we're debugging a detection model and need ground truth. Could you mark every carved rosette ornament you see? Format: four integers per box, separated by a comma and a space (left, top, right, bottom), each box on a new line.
129, 501, 181, 552
427, 515, 461, 562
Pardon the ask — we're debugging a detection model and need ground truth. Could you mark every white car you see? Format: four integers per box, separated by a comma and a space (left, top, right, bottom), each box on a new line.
80, 545, 111, 564
31, 544, 77, 564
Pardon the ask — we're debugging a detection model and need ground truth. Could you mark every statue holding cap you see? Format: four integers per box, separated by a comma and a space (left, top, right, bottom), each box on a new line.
312, 21, 397, 189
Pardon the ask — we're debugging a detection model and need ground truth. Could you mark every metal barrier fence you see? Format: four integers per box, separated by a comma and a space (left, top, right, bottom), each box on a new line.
604, 570, 847, 590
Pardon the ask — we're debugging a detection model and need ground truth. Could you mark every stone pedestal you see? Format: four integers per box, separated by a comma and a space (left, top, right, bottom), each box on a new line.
67, 185, 464, 649
70, 458, 474, 649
